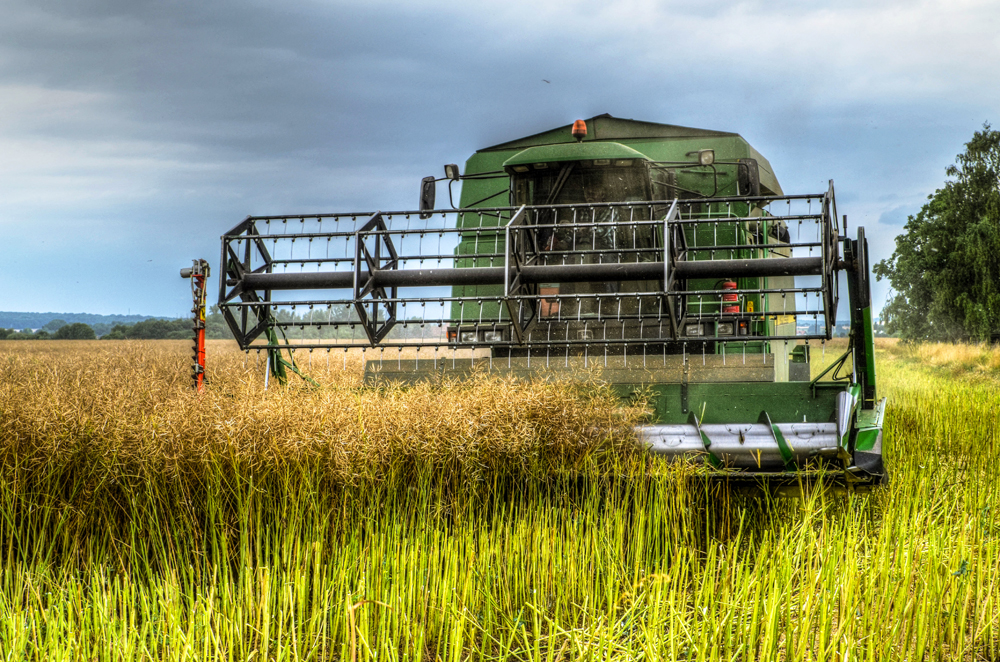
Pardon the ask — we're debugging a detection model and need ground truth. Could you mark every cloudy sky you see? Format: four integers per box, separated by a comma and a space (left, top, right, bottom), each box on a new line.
2, 0, 997, 318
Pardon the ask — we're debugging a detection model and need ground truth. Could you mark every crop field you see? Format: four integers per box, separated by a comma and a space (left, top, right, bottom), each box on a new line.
0, 339, 998, 661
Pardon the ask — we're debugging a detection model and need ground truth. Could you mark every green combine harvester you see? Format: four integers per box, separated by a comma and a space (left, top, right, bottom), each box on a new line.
219, 114, 886, 489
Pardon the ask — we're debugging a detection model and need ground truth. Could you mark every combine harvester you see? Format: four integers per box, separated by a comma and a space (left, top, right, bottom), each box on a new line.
218, 115, 886, 489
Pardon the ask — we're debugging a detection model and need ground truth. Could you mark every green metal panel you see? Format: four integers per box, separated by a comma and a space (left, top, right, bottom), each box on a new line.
854, 398, 886, 451
632, 382, 840, 425
855, 429, 880, 452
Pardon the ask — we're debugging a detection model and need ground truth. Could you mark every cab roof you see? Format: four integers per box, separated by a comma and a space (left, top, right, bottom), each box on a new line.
471, 114, 782, 195
482, 113, 739, 151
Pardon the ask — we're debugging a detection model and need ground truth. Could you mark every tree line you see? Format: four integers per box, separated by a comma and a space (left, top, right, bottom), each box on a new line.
0, 309, 235, 340
1, 306, 444, 342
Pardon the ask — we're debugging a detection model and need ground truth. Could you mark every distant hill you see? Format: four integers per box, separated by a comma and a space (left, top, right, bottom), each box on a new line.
0, 311, 165, 331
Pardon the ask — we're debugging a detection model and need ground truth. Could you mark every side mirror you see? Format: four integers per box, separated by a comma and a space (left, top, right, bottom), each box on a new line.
419, 176, 436, 219
737, 159, 760, 196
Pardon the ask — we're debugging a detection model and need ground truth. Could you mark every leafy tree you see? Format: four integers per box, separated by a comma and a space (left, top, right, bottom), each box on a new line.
101, 327, 127, 340
43, 319, 67, 332
99, 319, 191, 340
874, 124, 1000, 341
53, 323, 97, 340
206, 306, 234, 339
124, 318, 190, 339
91, 322, 114, 338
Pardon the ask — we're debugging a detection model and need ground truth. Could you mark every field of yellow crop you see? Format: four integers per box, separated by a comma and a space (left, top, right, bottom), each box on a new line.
0, 339, 998, 660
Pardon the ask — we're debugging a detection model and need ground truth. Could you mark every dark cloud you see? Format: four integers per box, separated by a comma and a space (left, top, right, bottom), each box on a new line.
0, 0, 997, 315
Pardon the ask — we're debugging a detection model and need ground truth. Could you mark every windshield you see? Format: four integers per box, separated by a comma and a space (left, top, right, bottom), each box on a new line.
509, 162, 660, 319
511, 162, 651, 206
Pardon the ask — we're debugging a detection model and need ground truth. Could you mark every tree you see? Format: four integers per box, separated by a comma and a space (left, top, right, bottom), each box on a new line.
874, 124, 1000, 341
122, 318, 190, 339
101, 326, 127, 340
54, 323, 97, 340
98, 319, 192, 340
43, 319, 67, 332
206, 306, 235, 339
91, 322, 114, 338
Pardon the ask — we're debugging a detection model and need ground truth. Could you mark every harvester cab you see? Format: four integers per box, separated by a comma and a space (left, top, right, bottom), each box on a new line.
218, 114, 886, 489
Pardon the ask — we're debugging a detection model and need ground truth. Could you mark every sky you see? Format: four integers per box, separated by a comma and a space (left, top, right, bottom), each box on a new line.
1, 0, 998, 318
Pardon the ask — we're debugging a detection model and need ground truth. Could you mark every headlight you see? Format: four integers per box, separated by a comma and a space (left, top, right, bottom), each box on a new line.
460, 331, 477, 343
717, 322, 735, 336
685, 323, 704, 337
483, 330, 503, 343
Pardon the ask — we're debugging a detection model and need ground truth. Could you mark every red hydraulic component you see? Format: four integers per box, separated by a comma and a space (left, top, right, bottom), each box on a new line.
180, 259, 210, 392
721, 279, 740, 313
